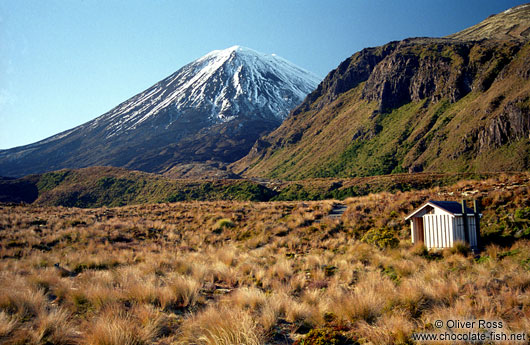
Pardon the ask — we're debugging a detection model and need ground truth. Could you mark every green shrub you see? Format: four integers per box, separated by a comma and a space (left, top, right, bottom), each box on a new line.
36, 170, 70, 192
214, 218, 235, 232
475, 255, 490, 264
361, 228, 399, 249
515, 207, 530, 221
70, 292, 92, 314
451, 240, 470, 256
294, 328, 358, 345
223, 181, 277, 201
381, 265, 400, 284
521, 257, 530, 270
272, 184, 310, 201
497, 249, 520, 260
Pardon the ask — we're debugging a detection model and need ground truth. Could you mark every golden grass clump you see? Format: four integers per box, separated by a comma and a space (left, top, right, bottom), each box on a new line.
177, 306, 263, 345
84, 309, 146, 345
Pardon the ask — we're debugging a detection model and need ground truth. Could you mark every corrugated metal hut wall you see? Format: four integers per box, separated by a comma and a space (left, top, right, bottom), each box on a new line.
422, 214, 478, 249
454, 215, 478, 248
423, 213, 455, 249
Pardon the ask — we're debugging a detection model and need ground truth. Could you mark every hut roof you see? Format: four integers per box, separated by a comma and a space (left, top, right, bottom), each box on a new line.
405, 200, 476, 220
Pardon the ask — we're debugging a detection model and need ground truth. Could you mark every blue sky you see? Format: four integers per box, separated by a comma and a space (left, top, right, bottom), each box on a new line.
0, 0, 527, 149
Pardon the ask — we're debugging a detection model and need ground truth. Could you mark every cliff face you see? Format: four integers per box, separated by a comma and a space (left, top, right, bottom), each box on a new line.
232, 34, 530, 179
292, 44, 397, 115
360, 39, 522, 110
295, 34, 524, 114
478, 98, 530, 150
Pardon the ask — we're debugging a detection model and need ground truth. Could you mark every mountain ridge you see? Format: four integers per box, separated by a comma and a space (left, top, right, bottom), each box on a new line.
446, 3, 530, 41
232, 4, 530, 179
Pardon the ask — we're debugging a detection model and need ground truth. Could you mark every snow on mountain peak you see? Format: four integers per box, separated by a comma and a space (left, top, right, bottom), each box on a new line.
97, 46, 321, 137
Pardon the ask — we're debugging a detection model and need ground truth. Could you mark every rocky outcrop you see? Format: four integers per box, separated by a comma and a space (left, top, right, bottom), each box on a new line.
479, 97, 530, 150
293, 44, 397, 115
361, 39, 522, 112
363, 41, 467, 110
293, 38, 522, 120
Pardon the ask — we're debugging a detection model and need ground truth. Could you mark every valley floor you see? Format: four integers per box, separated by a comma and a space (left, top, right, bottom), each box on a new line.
1, 173, 530, 344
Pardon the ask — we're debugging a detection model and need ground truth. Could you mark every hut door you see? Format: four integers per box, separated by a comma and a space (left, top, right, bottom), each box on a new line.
414, 218, 424, 243
418, 219, 425, 243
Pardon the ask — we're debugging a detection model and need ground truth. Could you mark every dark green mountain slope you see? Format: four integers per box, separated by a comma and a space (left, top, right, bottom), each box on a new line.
232, 4, 530, 180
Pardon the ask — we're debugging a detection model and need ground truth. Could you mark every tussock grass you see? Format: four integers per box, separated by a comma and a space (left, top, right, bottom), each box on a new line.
177, 307, 263, 345
0, 174, 529, 343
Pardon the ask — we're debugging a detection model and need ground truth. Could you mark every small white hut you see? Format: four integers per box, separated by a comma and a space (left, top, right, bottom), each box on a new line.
405, 200, 481, 250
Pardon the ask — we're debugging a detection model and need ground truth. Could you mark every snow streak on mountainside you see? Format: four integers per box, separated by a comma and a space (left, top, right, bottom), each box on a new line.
90, 45, 321, 138
0, 46, 321, 177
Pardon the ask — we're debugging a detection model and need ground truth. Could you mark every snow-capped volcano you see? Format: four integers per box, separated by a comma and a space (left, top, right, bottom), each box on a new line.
0, 46, 320, 177
96, 46, 320, 138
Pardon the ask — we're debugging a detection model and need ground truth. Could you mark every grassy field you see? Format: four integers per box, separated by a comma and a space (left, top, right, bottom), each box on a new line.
1, 173, 529, 344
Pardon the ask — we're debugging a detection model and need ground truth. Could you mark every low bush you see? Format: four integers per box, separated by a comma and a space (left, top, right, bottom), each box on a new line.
213, 219, 235, 233
294, 328, 359, 345
450, 240, 470, 256
361, 228, 399, 249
